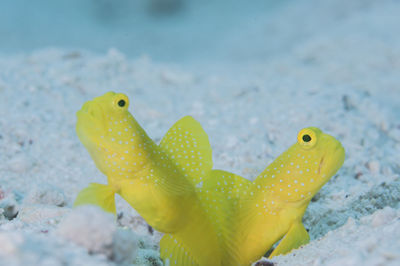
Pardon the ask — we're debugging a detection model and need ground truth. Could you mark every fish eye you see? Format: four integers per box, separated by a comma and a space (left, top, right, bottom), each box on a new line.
297, 128, 317, 149
113, 93, 129, 109
118, 99, 126, 107
302, 134, 312, 142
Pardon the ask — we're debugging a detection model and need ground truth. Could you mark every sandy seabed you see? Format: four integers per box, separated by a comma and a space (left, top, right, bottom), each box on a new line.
1, 0, 400, 265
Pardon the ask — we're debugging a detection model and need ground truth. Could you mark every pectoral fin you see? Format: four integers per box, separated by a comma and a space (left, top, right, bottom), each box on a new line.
74, 183, 117, 214
269, 222, 310, 258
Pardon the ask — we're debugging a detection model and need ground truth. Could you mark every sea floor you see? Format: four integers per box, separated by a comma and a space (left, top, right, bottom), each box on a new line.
1, 0, 400, 265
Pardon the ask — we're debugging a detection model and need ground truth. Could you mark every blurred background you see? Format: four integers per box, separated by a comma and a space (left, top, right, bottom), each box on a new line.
0, 0, 293, 64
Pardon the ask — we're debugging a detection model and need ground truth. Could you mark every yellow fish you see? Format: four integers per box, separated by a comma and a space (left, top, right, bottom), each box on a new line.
234, 127, 344, 264
164, 127, 345, 265
74, 92, 223, 265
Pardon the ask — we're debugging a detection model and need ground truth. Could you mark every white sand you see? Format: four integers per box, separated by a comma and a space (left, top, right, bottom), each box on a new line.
1, 0, 400, 265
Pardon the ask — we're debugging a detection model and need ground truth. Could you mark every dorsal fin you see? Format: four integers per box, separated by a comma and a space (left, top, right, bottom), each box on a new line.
159, 116, 213, 187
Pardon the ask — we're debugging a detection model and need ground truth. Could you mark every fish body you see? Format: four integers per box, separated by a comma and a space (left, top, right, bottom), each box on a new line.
74, 92, 222, 265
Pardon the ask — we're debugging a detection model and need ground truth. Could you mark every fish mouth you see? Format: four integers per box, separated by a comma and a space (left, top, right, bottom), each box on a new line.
76, 100, 107, 136
319, 141, 345, 178
77, 101, 104, 122
318, 156, 325, 174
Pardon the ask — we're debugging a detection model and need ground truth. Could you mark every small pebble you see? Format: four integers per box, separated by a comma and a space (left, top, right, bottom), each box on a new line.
366, 160, 380, 174
371, 207, 397, 227
57, 206, 116, 256
8, 155, 31, 173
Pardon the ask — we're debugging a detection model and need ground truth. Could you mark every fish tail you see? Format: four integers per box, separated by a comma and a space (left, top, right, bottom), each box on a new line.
73, 183, 117, 214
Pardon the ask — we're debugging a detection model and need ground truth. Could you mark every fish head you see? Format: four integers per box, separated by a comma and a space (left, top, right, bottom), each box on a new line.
76, 91, 145, 176
76, 91, 131, 148
264, 127, 345, 203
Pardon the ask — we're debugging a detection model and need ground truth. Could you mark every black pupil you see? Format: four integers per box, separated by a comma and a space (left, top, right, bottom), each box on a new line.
118, 99, 125, 107
302, 134, 312, 142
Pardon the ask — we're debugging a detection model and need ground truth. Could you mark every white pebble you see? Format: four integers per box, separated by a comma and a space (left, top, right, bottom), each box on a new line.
366, 160, 380, 174
23, 184, 66, 207
8, 155, 30, 173
370, 207, 397, 227
57, 206, 116, 256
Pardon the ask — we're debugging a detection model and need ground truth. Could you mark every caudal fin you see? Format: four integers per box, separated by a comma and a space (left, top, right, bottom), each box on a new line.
74, 183, 117, 214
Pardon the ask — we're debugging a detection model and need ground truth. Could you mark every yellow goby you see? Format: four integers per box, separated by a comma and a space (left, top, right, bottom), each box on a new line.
74, 92, 222, 265
227, 127, 344, 264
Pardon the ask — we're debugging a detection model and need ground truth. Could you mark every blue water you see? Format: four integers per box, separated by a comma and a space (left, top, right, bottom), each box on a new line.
0, 0, 287, 63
